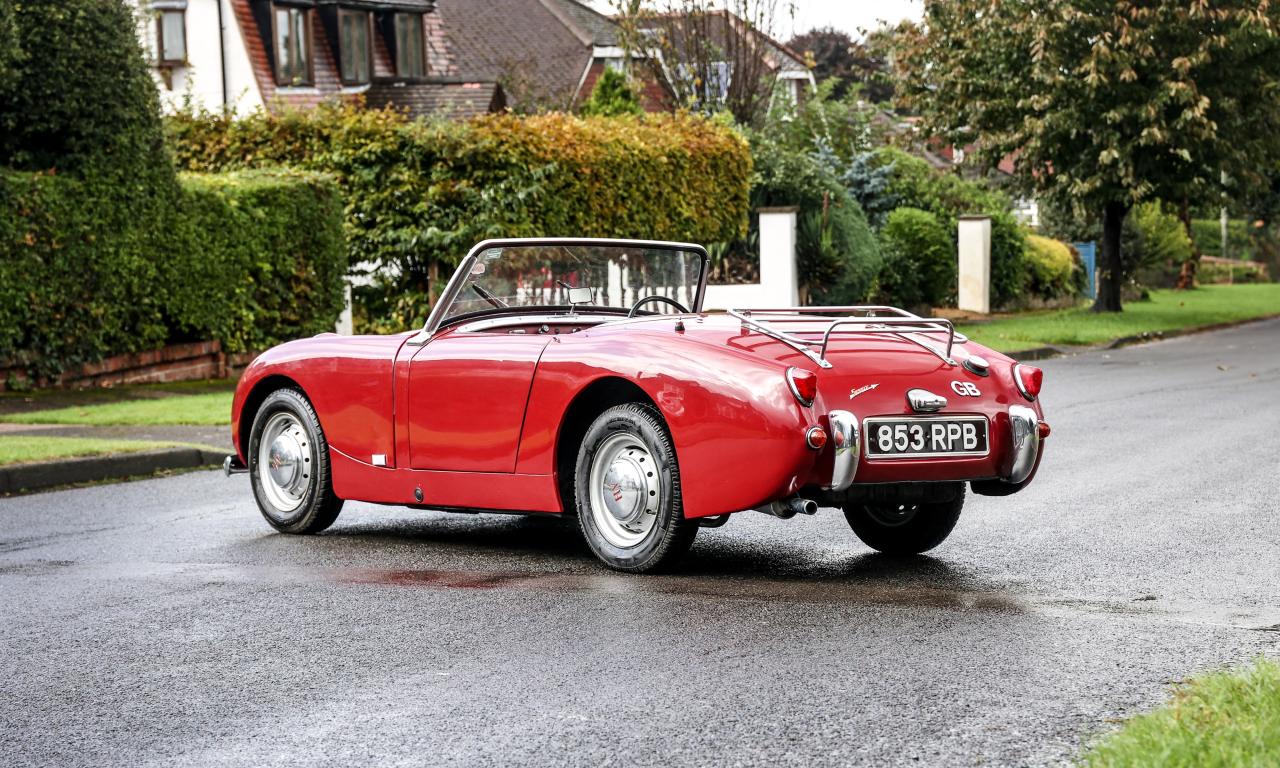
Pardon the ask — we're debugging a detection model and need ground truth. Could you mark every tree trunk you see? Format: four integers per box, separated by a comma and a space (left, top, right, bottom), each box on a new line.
1092, 201, 1128, 312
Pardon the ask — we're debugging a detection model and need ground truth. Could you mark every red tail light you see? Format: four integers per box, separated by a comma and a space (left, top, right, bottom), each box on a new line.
786, 367, 818, 407
1013, 364, 1043, 401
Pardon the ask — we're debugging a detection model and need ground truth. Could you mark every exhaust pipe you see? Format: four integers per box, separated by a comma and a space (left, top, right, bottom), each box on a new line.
759, 496, 819, 519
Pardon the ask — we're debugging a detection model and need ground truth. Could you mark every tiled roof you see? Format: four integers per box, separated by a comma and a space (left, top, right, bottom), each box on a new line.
540, 0, 618, 46
365, 79, 505, 119
435, 0, 600, 109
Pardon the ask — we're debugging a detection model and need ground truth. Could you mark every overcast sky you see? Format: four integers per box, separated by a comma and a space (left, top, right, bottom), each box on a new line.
585, 1, 923, 42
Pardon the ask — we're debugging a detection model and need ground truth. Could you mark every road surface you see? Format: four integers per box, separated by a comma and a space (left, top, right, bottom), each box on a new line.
3, 319, 1279, 766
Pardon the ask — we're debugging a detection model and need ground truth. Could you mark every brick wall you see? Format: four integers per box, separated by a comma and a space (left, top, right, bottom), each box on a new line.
0, 342, 260, 391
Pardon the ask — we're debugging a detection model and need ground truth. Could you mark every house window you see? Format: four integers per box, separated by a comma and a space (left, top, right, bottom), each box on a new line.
394, 12, 426, 78
273, 4, 313, 86
339, 9, 371, 84
156, 9, 187, 64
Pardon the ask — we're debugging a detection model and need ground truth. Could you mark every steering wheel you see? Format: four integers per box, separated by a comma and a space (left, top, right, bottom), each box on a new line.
627, 295, 690, 318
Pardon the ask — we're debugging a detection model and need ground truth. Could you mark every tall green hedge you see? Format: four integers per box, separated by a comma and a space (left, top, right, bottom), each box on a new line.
876, 207, 955, 309
0, 169, 346, 378
167, 105, 752, 327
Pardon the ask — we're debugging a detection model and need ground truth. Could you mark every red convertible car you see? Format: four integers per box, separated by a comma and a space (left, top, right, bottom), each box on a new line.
226, 239, 1048, 572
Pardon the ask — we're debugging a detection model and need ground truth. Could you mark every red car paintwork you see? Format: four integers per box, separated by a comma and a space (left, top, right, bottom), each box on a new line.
231, 312, 1045, 520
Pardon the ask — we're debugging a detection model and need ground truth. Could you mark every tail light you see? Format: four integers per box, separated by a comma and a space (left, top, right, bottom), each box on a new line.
1013, 364, 1043, 401
805, 425, 828, 450
786, 367, 818, 407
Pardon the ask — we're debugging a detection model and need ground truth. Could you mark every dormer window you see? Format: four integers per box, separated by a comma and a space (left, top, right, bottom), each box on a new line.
273, 4, 313, 86
339, 8, 372, 84
394, 12, 426, 78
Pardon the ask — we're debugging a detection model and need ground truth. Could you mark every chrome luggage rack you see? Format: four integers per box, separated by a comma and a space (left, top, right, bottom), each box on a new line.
725, 306, 966, 369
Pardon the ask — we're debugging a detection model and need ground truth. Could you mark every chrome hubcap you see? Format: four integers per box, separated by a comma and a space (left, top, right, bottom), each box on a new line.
866, 503, 919, 528
588, 433, 660, 548
257, 412, 313, 516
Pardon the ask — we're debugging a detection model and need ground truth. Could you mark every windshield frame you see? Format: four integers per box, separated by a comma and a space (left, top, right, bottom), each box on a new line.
417, 238, 710, 339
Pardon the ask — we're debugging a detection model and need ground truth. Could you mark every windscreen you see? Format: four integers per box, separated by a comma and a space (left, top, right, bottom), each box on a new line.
439, 243, 705, 324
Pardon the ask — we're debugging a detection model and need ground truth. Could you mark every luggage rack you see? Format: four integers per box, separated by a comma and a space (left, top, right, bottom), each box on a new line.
725, 306, 966, 369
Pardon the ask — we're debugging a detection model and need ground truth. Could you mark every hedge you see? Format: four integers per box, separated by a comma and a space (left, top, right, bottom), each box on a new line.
876, 207, 954, 309
0, 169, 346, 378
870, 147, 1028, 308
167, 105, 752, 327
748, 132, 882, 303
1190, 218, 1254, 260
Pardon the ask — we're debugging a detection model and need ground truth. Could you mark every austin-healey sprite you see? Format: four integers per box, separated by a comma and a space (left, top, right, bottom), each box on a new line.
226, 238, 1048, 572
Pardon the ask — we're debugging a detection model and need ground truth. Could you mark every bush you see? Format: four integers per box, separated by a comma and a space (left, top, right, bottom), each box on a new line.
876, 207, 954, 309
1191, 217, 1254, 260
168, 105, 751, 327
748, 133, 882, 304
869, 147, 1028, 308
1126, 202, 1195, 287
1024, 234, 1081, 300
0, 169, 346, 376
579, 68, 642, 117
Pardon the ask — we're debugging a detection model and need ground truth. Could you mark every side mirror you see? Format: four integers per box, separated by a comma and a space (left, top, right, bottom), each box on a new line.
567, 287, 594, 305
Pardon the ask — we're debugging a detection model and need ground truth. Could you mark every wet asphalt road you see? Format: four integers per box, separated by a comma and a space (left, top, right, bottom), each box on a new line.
3, 320, 1279, 767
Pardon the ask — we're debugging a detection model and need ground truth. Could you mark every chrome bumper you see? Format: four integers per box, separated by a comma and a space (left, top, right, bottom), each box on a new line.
223, 455, 248, 476
826, 410, 859, 491
1006, 405, 1040, 484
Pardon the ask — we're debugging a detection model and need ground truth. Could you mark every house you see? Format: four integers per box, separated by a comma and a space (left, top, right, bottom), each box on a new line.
437, 0, 669, 112
636, 9, 815, 117
133, 0, 504, 118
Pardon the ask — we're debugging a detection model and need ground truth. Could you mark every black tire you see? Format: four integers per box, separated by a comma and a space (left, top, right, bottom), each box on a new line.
843, 484, 965, 555
573, 403, 697, 573
248, 388, 343, 534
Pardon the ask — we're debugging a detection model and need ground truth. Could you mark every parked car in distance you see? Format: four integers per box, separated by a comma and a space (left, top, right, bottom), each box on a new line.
226, 239, 1049, 572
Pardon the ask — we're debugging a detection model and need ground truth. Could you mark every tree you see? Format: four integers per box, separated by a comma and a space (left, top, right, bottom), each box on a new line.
787, 26, 893, 103
612, 0, 792, 126
894, 1, 1280, 311
580, 67, 643, 117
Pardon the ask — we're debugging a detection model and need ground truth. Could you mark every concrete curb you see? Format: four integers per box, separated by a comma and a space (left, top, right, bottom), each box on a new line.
0, 448, 226, 495
1003, 313, 1280, 363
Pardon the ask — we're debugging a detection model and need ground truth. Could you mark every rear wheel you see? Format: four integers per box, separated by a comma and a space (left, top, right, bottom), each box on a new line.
843, 484, 965, 555
248, 388, 343, 534
574, 404, 697, 572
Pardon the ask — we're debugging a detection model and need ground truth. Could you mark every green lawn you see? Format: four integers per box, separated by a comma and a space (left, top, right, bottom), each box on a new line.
1083, 659, 1280, 767
0, 436, 176, 466
959, 284, 1280, 353
0, 390, 232, 426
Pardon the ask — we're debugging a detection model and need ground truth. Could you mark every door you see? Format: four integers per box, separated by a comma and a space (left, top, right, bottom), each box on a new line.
407, 333, 552, 472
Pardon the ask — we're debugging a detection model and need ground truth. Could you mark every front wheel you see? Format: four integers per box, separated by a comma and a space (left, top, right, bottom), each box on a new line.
248, 388, 344, 535
574, 404, 697, 572
843, 484, 965, 555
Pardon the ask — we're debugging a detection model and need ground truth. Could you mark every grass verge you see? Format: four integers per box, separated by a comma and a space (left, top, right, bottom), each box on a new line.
0, 390, 232, 426
959, 284, 1280, 353
1083, 658, 1280, 767
0, 436, 179, 466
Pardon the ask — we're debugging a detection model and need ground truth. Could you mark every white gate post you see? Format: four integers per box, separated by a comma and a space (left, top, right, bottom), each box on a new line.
335, 281, 354, 335
758, 206, 800, 307
957, 215, 992, 314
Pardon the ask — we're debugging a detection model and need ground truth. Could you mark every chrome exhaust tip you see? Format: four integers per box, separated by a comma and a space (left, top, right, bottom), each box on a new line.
223, 455, 248, 476
759, 496, 819, 519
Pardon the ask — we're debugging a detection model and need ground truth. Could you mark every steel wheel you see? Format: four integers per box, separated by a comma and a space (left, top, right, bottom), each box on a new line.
256, 411, 315, 518
587, 432, 661, 549
864, 503, 920, 528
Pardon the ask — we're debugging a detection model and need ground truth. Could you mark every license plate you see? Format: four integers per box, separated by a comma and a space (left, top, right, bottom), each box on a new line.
864, 416, 989, 458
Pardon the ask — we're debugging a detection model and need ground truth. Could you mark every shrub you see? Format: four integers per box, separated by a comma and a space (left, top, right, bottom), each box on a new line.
748, 133, 882, 303
869, 147, 1028, 308
876, 207, 954, 309
580, 68, 642, 117
1127, 202, 1195, 287
167, 105, 751, 327
1190, 217, 1254, 260
0, 169, 346, 377
1024, 234, 1081, 300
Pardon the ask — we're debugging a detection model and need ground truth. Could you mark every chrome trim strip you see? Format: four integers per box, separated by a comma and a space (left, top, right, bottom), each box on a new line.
1006, 405, 1040, 483
412, 238, 710, 345
862, 415, 991, 459
826, 410, 859, 491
